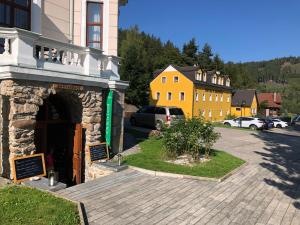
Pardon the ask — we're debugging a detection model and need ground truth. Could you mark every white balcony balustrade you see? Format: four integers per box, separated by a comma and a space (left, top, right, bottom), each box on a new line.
0, 27, 120, 81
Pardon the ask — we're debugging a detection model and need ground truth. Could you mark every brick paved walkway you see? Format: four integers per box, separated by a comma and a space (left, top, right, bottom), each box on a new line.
58, 128, 300, 225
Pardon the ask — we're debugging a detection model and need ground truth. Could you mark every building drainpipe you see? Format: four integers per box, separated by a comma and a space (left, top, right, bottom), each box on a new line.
69, 0, 74, 44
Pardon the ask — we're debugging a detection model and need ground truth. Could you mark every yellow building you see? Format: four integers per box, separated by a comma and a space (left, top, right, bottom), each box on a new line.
150, 65, 232, 121
231, 90, 258, 117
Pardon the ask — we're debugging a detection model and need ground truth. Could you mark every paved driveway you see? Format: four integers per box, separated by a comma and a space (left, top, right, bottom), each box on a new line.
59, 128, 300, 225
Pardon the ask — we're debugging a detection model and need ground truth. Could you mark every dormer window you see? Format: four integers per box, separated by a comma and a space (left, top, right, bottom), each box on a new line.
212, 75, 217, 84
226, 78, 230, 87
203, 73, 207, 82
196, 70, 202, 81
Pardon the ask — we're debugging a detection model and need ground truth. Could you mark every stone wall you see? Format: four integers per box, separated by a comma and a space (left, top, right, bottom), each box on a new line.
0, 79, 104, 181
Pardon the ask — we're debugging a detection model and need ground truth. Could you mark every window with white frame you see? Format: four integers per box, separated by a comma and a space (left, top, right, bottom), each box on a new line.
202, 93, 206, 101
209, 94, 212, 101
215, 94, 218, 102
162, 77, 166, 83
220, 94, 223, 102
202, 109, 205, 117
227, 96, 230, 102
179, 92, 185, 101
174, 76, 179, 83
226, 78, 230, 87
209, 110, 212, 118
203, 73, 207, 81
220, 109, 223, 116
212, 75, 217, 84
195, 93, 199, 102
156, 92, 160, 100
196, 72, 202, 81
167, 92, 172, 100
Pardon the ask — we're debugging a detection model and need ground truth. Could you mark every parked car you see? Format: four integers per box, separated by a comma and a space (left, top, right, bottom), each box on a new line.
130, 106, 185, 130
291, 115, 300, 126
261, 118, 274, 130
223, 117, 265, 130
271, 118, 288, 128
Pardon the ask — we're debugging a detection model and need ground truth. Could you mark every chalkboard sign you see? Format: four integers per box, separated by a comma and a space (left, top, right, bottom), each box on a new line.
12, 154, 46, 183
89, 143, 109, 162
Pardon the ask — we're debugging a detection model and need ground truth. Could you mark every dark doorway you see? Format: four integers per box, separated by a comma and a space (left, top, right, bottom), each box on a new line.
34, 94, 84, 186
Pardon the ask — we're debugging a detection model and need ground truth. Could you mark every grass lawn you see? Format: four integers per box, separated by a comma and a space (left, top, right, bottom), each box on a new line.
124, 137, 245, 178
0, 186, 80, 225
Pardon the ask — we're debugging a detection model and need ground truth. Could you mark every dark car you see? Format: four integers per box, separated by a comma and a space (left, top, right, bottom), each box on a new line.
291, 115, 300, 126
130, 106, 185, 130
260, 118, 274, 130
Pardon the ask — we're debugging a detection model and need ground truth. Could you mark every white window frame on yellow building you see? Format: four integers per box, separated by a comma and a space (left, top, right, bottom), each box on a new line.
174, 76, 179, 83
167, 92, 172, 100
179, 92, 185, 101
202, 93, 206, 101
162, 76, 167, 83
156, 92, 160, 100
215, 94, 218, 102
195, 93, 199, 102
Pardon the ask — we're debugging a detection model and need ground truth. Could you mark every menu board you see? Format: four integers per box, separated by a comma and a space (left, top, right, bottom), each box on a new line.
89, 143, 109, 162
12, 153, 46, 183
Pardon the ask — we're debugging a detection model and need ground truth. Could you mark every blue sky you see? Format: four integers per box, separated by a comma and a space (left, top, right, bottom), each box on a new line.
119, 0, 300, 63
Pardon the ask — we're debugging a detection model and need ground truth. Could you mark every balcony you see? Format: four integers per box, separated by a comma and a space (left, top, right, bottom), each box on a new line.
0, 28, 123, 88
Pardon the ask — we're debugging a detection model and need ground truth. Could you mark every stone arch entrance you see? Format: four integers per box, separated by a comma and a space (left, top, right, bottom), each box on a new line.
34, 92, 84, 186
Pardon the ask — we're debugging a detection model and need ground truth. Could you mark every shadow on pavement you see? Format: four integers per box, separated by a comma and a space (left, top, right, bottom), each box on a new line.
252, 131, 300, 209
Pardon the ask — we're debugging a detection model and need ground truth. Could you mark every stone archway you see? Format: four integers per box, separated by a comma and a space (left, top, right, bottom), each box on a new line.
34, 92, 84, 185
0, 80, 104, 182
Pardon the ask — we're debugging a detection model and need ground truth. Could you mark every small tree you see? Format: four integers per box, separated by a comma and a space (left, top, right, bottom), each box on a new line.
162, 118, 220, 161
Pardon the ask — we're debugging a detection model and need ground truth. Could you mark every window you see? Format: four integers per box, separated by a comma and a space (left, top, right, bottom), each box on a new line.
202, 94, 206, 101
226, 78, 231, 87
179, 92, 185, 101
209, 110, 212, 118
220, 110, 223, 117
167, 92, 172, 100
162, 77, 166, 83
209, 94, 212, 101
227, 96, 230, 102
174, 76, 179, 83
203, 73, 207, 82
212, 75, 217, 84
156, 92, 160, 100
196, 72, 202, 81
195, 93, 199, 102
156, 107, 166, 115
0, 0, 31, 30
87, 2, 103, 49
236, 107, 241, 111
220, 94, 223, 102
169, 108, 184, 115
215, 94, 218, 102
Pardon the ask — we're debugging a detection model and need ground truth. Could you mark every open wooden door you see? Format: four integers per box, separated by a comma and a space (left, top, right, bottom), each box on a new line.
73, 123, 82, 184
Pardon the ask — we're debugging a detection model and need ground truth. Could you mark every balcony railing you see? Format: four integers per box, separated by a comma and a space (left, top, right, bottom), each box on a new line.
0, 27, 120, 80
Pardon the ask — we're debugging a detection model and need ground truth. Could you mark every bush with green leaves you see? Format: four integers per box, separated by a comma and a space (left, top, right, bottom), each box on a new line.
161, 118, 220, 160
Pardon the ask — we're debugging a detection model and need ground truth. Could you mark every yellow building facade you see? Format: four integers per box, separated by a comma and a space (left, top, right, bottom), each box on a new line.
150, 65, 232, 121
231, 90, 258, 117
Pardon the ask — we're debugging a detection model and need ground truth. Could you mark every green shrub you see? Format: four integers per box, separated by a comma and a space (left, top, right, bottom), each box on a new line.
161, 118, 220, 160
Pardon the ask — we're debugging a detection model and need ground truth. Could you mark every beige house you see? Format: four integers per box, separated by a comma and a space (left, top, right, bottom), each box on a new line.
0, 0, 128, 185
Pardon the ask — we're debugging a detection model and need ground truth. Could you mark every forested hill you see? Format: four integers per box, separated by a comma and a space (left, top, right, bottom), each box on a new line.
118, 27, 300, 113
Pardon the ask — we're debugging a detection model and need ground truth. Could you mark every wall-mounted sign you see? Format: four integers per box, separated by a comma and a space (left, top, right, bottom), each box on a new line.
12, 153, 46, 183
88, 143, 109, 162
51, 84, 84, 91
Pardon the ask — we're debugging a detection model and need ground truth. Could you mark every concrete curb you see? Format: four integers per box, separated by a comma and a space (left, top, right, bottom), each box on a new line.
129, 161, 248, 182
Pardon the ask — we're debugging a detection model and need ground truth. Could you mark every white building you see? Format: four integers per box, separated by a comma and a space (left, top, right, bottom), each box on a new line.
0, 0, 128, 185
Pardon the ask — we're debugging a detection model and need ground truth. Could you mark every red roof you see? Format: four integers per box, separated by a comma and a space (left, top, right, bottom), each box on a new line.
257, 93, 282, 108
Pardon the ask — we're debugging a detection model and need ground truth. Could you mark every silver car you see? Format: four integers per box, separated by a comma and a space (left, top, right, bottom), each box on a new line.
130, 106, 185, 130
